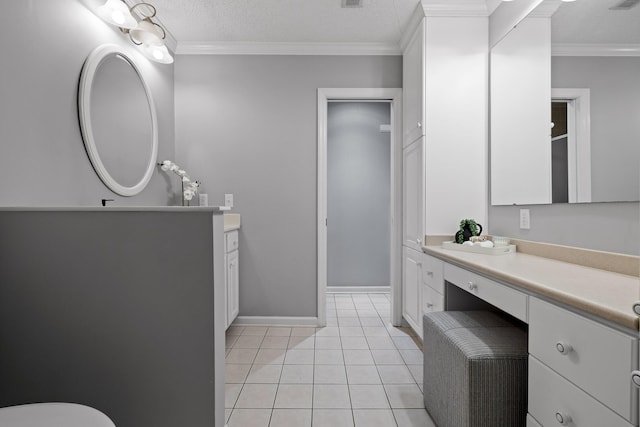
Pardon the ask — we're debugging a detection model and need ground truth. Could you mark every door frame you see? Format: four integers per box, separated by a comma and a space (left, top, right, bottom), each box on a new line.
317, 88, 403, 327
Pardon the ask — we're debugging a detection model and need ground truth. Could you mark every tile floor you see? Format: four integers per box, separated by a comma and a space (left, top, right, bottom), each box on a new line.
225, 293, 437, 427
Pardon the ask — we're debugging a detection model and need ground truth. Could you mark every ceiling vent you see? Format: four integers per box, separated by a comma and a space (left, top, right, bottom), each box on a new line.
609, 0, 639, 10
342, 0, 363, 8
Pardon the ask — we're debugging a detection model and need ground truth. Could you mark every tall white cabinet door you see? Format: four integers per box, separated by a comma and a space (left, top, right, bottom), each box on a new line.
403, 20, 425, 147
403, 137, 425, 251
226, 250, 239, 328
402, 247, 423, 336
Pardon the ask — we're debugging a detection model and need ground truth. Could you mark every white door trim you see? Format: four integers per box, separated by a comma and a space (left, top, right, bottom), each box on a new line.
317, 88, 403, 327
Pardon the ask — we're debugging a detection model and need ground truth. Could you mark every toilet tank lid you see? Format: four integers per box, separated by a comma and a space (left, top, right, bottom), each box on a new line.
0, 403, 116, 427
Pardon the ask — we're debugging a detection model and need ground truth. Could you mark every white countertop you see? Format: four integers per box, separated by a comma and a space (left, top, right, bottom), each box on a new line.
0, 206, 230, 213
423, 245, 639, 331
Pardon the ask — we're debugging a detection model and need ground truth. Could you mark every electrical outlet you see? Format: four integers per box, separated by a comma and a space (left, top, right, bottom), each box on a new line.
225, 193, 234, 208
519, 209, 530, 230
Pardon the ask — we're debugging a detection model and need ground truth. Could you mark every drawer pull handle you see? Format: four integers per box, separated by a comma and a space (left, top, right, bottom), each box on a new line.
426, 302, 434, 308
555, 341, 573, 355
417, 122, 422, 128
468, 282, 477, 291
633, 302, 640, 316
426, 271, 434, 277
555, 412, 572, 425
632, 371, 640, 388
416, 238, 422, 245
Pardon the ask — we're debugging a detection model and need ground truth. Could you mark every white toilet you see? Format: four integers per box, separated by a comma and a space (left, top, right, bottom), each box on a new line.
0, 403, 116, 426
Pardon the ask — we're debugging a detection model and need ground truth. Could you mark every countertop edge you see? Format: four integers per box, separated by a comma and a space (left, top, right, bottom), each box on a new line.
0, 206, 228, 213
422, 245, 639, 332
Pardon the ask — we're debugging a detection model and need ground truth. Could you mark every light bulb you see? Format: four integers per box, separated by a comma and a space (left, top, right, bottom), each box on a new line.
97, 0, 137, 29
142, 43, 174, 64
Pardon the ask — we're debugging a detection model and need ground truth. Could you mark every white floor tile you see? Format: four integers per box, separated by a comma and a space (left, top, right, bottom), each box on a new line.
377, 365, 416, 384
225, 383, 243, 408
226, 334, 239, 348
226, 348, 259, 364
315, 349, 344, 365
254, 348, 286, 365
291, 327, 315, 337
392, 336, 420, 350
312, 409, 354, 427
407, 364, 423, 385
343, 349, 375, 365
246, 364, 283, 384
315, 336, 342, 349
235, 383, 278, 408
284, 349, 315, 364
399, 349, 423, 365
384, 384, 425, 408
228, 408, 271, 427
349, 384, 390, 409
353, 409, 397, 427
280, 364, 314, 384
314, 364, 347, 384
269, 409, 312, 427
274, 384, 313, 408
363, 326, 390, 337
393, 409, 437, 427
227, 326, 245, 336
288, 336, 315, 349
339, 326, 365, 337
234, 335, 264, 348
337, 309, 359, 317
266, 327, 292, 336
226, 363, 251, 383
366, 336, 396, 350
370, 349, 404, 365
359, 317, 384, 326
261, 336, 290, 349
313, 384, 351, 408
242, 326, 268, 336
345, 365, 381, 384
338, 317, 361, 327
315, 326, 340, 337
225, 408, 232, 423
341, 336, 369, 350
326, 317, 339, 326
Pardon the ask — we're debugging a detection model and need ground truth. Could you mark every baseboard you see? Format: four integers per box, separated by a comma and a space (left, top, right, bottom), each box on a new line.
326, 286, 390, 294
233, 316, 320, 327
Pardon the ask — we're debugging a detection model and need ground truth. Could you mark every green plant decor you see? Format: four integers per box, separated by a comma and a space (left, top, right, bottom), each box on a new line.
456, 219, 480, 243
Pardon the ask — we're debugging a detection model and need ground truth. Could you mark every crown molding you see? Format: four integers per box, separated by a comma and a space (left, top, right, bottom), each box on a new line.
176, 41, 402, 56
399, 3, 426, 51
552, 43, 640, 57
420, 0, 492, 17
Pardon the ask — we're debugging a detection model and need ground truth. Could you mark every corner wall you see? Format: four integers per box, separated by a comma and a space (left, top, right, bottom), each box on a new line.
0, 0, 175, 207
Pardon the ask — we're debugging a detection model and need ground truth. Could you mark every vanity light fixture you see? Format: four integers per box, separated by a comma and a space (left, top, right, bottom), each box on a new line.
96, 1, 173, 64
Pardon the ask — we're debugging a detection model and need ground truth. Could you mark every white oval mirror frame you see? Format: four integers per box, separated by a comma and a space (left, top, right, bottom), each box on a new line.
78, 44, 158, 197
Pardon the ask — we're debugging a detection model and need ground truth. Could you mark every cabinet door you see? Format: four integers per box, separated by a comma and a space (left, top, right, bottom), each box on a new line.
226, 250, 239, 328
403, 138, 425, 251
403, 19, 425, 146
402, 247, 422, 336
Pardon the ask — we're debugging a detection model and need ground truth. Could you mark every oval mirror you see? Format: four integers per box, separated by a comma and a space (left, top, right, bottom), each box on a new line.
78, 44, 158, 196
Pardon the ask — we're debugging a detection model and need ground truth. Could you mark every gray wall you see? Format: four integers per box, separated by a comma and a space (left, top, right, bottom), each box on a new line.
175, 55, 402, 317
552, 56, 640, 202
0, 0, 175, 207
327, 102, 390, 287
488, 202, 640, 255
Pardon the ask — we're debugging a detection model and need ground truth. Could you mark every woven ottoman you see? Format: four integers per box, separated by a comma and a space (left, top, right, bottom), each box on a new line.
422, 311, 528, 427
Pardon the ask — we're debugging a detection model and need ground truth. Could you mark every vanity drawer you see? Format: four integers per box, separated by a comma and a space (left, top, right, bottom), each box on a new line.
529, 297, 637, 422
422, 284, 444, 314
444, 264, 528, 322
529, 356, 634, 427
422, 253, 444, 294
225, 230, 239, 253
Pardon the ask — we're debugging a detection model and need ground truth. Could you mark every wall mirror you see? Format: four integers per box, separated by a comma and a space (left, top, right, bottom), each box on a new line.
79, 44, 158, 196
490, 0, 640, 206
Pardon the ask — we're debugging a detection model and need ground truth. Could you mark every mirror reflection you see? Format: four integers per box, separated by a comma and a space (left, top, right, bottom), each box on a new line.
491, 0, 640, 206
90, 53, 153, 188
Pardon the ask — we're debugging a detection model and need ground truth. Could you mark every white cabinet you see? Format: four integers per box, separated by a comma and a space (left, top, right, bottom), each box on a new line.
403, 138, 425, 252
403, 20, 425, 146
225, 230, 239, 329
402, 247, 423, 336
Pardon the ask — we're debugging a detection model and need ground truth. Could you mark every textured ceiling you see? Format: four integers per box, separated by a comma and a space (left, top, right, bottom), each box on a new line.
551, 0, 640, 44
150, 0, 421, 45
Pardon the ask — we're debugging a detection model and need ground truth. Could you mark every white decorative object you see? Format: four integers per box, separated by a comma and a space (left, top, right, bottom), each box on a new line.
159, 160, 200, 205
442, 241, 516, 255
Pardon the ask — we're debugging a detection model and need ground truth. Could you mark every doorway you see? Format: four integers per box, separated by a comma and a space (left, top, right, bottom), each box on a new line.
317, 88, 403, 327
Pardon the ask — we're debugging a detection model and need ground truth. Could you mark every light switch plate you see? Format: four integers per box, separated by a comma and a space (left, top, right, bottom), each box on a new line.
519, 209, 530, 230
225, 193, 234, 208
